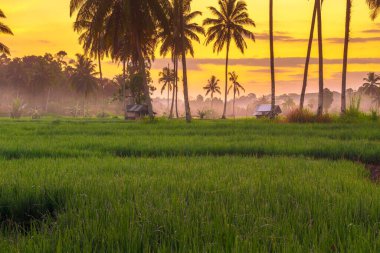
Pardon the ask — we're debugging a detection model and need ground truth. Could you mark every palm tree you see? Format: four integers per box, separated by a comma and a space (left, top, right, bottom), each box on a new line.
70, 0, 170, 120
300, 1, 317, 110
228, 71, 245, 118
269, 0, 276, 118
69, 54, 99, 117
361, 72, 380, 95
204, 0, 255, 119
367, 0, 380, 20
341, 0, 352, 114
159, 65, 175, 112
0, 9, 13, 55
316, 0, 324, 116
203, 75, 221, 109
158, 0, 204, 119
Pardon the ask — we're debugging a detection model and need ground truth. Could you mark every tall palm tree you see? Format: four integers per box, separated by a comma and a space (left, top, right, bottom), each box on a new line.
341, 0, 352, 114
228, 71, 245, 118
316, 0, 324, 116
69, 54, 99, 117
300, 1, 317, 110
269, 0, 276, 118
0, 9, 13, 55
159, 65, 175, 112
203, 75, 221, 109
367, 0, 380, 20
158, 0, 204, 119
70, 0, 170, 120
179, 0, 191, 122
204, 0, 255, 119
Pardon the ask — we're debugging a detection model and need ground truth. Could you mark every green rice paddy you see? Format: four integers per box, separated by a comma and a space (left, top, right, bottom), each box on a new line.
0, 118, 379, 252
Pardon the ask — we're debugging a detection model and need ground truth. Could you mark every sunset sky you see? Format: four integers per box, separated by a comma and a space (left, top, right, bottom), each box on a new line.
1, 0, 380, 99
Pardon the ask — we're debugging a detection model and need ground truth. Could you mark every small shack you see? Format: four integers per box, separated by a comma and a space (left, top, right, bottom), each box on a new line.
253, 104, 282, 118
126, 104, 150, 120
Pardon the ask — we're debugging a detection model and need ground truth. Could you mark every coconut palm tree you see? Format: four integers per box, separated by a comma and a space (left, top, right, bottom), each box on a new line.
203, 75, 221, 109
300, 1, 317, 110
316, 0, 324, 116
159, 65, 175, 112
204, 0, 255, 119
228, 71, 245, 118
341, 0, 352, 114
367, 0, 380, 19
0, 9, 13, 55
158, 0, 204, 119
69, 54, 99, 117
70, 0, 170, 120
361, 72, 380, 95
269, 0, 276, 118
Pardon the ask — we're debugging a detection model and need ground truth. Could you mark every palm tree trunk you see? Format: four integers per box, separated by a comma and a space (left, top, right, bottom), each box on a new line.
341, 0, 351, 114
134, 37, 154, 119
169, 58, 176, 119
300, 2, 317, 110
270, 0, 276, 118
211, 93, 214, 110
98, 49, 105, 114
122, 59, 127, 119
180, 0, 191, 122
316, 0, 324, 116
168, 83, 170, 112
175, 58, 179, 118
233, 91, 236, 119
222, 38, 230, 119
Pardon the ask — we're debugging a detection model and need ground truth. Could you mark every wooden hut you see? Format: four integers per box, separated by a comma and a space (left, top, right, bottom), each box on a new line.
253, 104, 282, 118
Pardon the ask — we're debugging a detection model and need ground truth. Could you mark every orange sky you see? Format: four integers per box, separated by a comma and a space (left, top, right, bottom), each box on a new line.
1, 0, 380, 98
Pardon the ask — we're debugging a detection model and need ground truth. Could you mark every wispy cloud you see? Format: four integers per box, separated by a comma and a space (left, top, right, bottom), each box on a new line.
326, 37, 380, 43
152, 57, 380, 70
255, 32, 308, 43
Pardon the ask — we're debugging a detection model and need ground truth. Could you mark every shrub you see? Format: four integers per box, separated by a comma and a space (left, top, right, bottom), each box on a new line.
370, 109, 379, 122
286, 109, 316, 123
197, 109, 214, 120
97, 112, 110, 119
286, 109, 332, 123
10, 98, 26, 119
31, 108, 41, 120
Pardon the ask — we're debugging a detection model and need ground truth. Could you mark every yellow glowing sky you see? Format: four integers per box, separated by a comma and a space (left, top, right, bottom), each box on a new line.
1, 0, 380, 98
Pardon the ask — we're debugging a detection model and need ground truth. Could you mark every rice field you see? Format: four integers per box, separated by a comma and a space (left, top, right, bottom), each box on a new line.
0, 118, 379, 252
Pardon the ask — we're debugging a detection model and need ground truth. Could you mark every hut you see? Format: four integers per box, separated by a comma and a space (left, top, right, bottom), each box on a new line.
253, 104, 282, 118
126, 104, 150, 120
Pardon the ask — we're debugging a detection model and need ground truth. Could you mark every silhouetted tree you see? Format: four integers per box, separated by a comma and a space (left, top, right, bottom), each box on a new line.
0, 9, 13, 55
69, 54, 98, 117
204, 0, 255, 119
203, 75, 221, 109
228, 71, 245, 118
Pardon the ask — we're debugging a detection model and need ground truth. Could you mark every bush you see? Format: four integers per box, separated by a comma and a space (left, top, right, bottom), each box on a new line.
10, 98, 26, 119
31, 108, 41, 120
286, 109, 332, 123
197, 109, 214, 120
370, 109, 379, 122
97, 112, 110, 119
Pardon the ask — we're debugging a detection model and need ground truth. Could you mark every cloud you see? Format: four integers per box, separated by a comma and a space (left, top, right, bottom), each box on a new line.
326, 37, 380, 43
36, 40, 53, 45
153, 57, 380, 69
255, 32, 308, 43
361, 29, 380, 34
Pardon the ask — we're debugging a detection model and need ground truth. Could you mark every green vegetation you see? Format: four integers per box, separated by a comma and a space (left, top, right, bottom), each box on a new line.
0, 119, 379, 251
